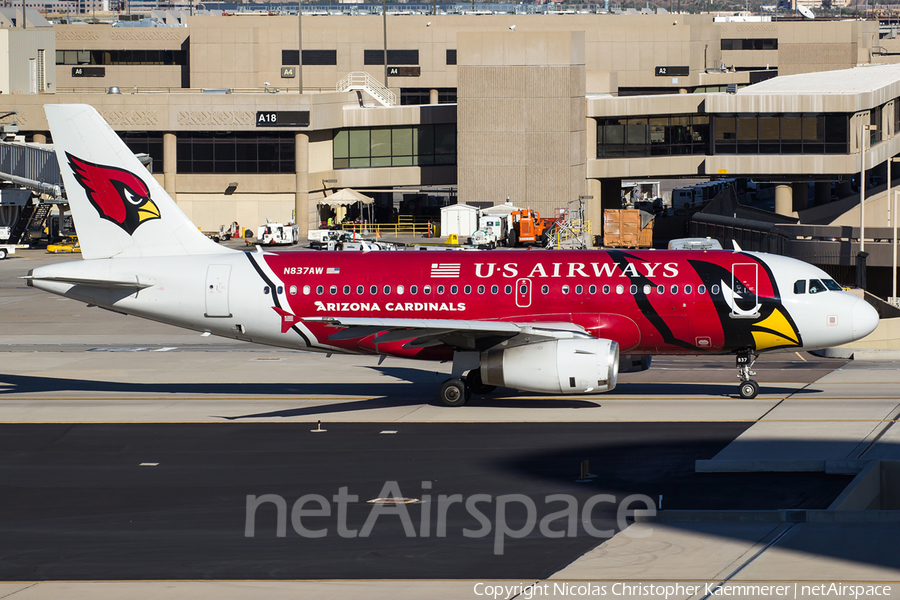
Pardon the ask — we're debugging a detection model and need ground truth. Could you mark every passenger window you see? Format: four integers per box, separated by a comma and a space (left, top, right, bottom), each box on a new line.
519, 284, 527, 294
794, 280, 806, 294
437, 285, 445, 294
384, 285, 391, 294
657, 284, 665, 294
411, 285, 418, 294
491, 285, 498, 294
397, 285, 404, 295
541, 285, 549, 294
809, 279, 826, 294
451, 285, 458, 294
464, 285, 472, 294
576, 285, 583, 294
603, 285, 610, 294
264, 286, 270, 295
424, 285, 432, 294
316, 285, 323, 295
477, 285, 485, 294
505, 285, 512, 294
277, 286, 283, 295
330, 285, 337, 294
290, 285, 297, 295
616, 284, 624, 294
562, 285, 570, 294
343, 285, 350, 295
589, 285, 597, 294
712, 284, 720, 295
698, 285, 706, 294
370, 285, 377, 294
643, 285, 651, 294
685, 285, 692, 294
303, 285, 311, 295
356, 285, 364, 295
630, 284, 637, 295
671, 285, 678, 294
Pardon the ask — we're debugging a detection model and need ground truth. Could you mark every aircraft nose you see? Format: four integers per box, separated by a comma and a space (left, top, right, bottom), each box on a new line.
852, 297, 879, 340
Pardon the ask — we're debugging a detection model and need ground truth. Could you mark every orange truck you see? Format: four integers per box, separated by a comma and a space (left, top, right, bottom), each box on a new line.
507, 209, 558, 246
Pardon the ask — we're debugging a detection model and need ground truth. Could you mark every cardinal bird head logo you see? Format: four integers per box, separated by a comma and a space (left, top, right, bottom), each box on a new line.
66, 152, 161, 235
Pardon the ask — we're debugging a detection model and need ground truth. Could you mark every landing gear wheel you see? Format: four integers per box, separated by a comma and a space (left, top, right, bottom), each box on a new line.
466, 369, 496, 395
439, 378, 469, 407
739, 379, 760, 399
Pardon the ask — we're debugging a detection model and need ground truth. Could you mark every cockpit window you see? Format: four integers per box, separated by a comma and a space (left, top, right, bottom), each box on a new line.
793, 280, 806, 294
823, 279, 843, 291
808, 279, 827, 294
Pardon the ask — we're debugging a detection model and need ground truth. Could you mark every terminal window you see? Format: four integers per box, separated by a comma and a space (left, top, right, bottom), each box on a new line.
56, 50, 187, 66
281, 50, 337, 66
364, 49, 419, 65
597, 115, 709, 157
176, 132, 296, 174
721, 38, 778, 50
400, 88, 457, 105
333, 124, 456, 169
713, 114, 849, 154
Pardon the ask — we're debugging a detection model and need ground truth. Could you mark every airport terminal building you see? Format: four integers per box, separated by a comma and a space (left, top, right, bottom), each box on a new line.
5, 10, 900, 278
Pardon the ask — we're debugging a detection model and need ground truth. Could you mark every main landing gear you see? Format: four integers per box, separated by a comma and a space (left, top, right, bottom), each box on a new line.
736, 350, 760, 399
438, 370, 497, 407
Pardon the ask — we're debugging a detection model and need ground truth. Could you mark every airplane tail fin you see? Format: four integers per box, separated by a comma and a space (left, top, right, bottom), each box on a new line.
45, 104, 230, 260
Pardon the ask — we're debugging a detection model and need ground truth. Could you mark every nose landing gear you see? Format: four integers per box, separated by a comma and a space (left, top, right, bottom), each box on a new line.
736, 351, 760, 399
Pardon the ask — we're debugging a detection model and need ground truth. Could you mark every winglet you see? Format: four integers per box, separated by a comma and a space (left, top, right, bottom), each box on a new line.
732, 240, 743, 252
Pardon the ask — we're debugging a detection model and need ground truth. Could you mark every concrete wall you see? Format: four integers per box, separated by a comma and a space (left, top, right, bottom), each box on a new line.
457, 31, 586, 215
2, 28, 54, 94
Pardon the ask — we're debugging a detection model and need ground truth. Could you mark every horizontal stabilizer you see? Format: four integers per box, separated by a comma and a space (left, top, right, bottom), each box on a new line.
23, 275, 153, 289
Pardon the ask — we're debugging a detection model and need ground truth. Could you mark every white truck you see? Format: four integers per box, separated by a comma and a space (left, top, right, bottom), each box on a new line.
470, 214, 509, 248
257, 220, 299, 246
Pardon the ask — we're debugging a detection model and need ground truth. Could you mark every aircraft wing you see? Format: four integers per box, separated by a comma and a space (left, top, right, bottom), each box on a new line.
302, 316, 591, 349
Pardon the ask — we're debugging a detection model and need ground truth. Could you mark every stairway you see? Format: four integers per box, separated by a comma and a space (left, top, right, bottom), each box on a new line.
336, 72, 396, 107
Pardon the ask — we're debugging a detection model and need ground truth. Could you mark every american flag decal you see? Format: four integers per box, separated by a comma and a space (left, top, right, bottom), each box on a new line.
430, 263, 461, 278
326, 267, 340, 274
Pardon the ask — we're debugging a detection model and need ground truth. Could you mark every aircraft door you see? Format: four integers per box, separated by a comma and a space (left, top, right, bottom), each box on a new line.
515, 278, 532, 308
205, 264, 232, 318
730, 263, 760, 319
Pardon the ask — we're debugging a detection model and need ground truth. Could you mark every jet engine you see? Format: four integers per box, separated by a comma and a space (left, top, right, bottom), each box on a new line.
480, 338, 619, 394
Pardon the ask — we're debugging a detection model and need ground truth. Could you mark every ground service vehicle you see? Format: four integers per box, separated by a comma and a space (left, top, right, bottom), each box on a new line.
30, 105, 880, 407
508, 209, 557, 246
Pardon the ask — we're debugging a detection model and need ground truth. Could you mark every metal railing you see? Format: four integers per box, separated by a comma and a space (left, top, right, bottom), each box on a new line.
336, 72, 396, 107
337, 222, 434, 237
55, 86, 337, 95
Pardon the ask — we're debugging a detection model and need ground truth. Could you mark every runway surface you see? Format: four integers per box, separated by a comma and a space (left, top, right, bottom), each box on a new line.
0, 422, 851, 581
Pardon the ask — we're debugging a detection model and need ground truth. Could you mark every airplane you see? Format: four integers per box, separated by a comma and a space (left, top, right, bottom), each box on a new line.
27, 104, 880, 407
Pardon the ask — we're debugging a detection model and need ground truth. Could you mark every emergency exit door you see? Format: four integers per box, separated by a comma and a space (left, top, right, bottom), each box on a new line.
205, 265, 232, 318
516, 278, 532, 308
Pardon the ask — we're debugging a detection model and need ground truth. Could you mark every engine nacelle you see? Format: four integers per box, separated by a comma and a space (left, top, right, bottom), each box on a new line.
481, 338, 619, 394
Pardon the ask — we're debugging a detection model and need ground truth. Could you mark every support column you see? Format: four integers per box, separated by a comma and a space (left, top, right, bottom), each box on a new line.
775, 184, 792, 217
587, 178, 602, 246
163, 132, 176, 202
429, 89, 439, 104
295, 132, 310, 234
791, 181, 807, 212
32, 133, 46, 144
814, 181, 831, 206
593, 178, 622, 247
